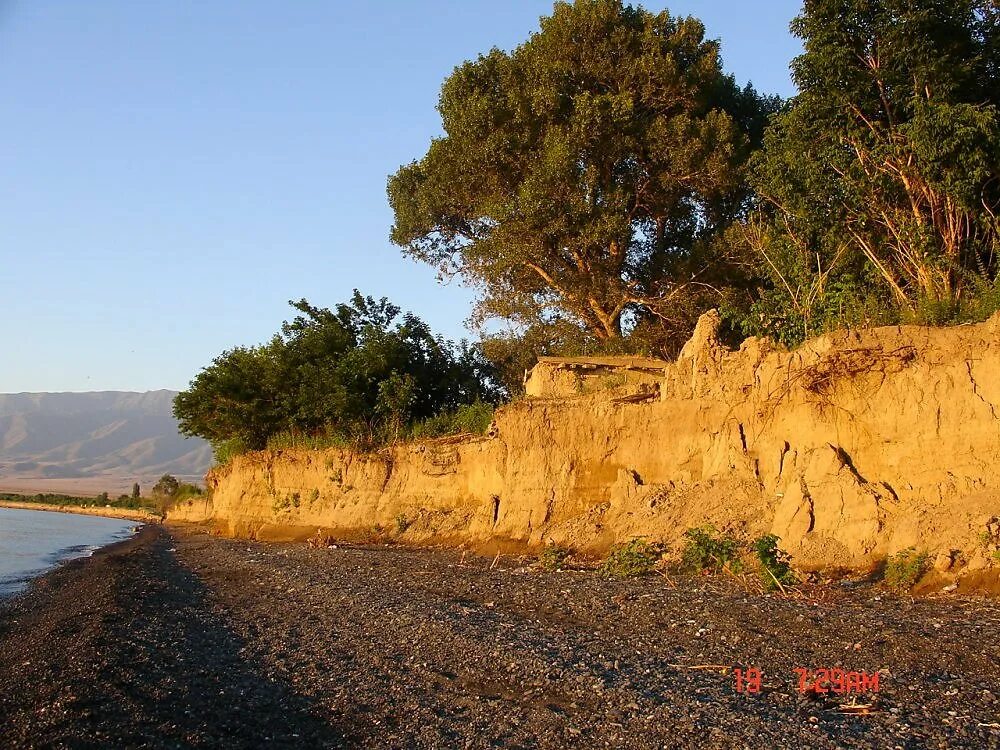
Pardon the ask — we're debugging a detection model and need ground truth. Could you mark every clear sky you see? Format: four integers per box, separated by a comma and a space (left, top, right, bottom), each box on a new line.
0, 0, 803, 393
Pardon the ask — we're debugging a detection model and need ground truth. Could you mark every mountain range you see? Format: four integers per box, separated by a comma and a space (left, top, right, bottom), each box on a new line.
0, 391, 212, 495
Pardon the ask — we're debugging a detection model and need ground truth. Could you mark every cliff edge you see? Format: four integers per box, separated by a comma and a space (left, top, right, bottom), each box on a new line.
170, 312, 1000, 583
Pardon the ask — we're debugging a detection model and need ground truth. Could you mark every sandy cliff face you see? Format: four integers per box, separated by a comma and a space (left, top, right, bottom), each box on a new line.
170, 313, 1000, 576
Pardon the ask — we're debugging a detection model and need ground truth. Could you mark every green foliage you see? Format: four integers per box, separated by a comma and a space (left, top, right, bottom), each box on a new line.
152, 474, 180, 500
389, 0, 778, 354
598, 538, 662, 578
738, 0, 1000, 344
884, 548, 929, 592
149, 474, 202, 511
680, 526, 742, 574
271, 492, 301, 514
395, 514, 411, 534
212, 437, 247, 466
408, 402, 495, 440
265, 431, 352, 452
174, 292, 502, 457
0, 492, 162, 513
751, 534, 797, 591
538, 543, 572, 571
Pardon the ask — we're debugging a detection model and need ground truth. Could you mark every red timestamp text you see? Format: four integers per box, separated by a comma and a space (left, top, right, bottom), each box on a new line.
733, 667, 881, 695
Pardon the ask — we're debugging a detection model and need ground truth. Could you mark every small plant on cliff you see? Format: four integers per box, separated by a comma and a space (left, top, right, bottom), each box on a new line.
680, 526, 742, 574
883, 548, 929, 592
538, 542, 572, 571
395, 513, 411, 534
599, 539, 662, 579
751, 535, 797, 591
212, 437, 247, 467
979, 524, 1000, 555
271, 493, 299, 514
408, 401, 496, 440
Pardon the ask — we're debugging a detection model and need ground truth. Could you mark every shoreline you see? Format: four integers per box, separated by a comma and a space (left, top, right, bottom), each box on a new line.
0, 499, 160, 523
1, 524, 998, 747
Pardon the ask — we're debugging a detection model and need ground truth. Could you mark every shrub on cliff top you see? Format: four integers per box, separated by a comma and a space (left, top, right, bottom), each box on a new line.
408, 401, 495, 440
174, 293, 503, 457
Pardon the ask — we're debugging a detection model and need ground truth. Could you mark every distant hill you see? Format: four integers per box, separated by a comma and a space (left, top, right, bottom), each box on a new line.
0, 391, 211, 495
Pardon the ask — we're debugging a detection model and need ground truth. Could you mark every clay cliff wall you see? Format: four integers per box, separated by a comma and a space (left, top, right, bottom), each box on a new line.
170, 313, 1000, 575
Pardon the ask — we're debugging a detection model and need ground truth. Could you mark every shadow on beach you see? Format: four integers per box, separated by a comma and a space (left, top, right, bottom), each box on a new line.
0, 526, 345, 749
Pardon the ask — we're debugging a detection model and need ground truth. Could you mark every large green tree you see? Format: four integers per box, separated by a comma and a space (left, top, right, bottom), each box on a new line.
389, 0, 775, 348
745, 0, 1000, 340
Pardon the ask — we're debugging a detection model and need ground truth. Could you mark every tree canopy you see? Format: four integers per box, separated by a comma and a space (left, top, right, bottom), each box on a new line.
739, 0, 1000, 343
173, 293, 501, 454
388, 0, 777, 353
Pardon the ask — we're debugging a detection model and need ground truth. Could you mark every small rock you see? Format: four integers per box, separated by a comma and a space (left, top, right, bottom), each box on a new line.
933, 550, 955, 572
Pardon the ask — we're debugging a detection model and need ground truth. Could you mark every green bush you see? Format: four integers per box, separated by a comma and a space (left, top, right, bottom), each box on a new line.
213, 437, 248, 466
538, 543, 572, 571
395, 513, 411, 534
599, 539, 662, 579
408, 402, 495, 440
751, 534, 797, 591
174, 294, 502, 457
884, 548, 929, 592
680, 526, 742, 574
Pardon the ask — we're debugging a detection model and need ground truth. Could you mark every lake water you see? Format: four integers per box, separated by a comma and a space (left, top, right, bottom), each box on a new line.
0, 507, 139, 597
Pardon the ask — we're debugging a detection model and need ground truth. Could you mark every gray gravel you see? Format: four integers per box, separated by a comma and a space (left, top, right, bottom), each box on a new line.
1, 524, 999, 748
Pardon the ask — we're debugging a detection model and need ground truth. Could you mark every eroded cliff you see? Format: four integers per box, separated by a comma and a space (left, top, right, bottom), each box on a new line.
170, 312, 1000, 579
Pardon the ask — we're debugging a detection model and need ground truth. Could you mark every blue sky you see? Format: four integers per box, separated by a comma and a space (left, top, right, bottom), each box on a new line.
0, 0, 802, 393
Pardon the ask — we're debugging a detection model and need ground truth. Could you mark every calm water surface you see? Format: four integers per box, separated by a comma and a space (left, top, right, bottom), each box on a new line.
0, 507, 138, 597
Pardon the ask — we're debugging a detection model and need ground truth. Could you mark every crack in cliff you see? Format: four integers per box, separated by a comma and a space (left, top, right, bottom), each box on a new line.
777, 442, 791, 481
966, 360, 999, 420
829, 444, 869, 485
798, 476, 816, 534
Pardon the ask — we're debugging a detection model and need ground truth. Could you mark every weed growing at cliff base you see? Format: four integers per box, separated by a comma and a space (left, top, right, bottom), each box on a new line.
751, 534, 797, 591
681, 527, 742, 574
884, 548, 929, 592
599, 539, 662, 578
538, 543, 572, 571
